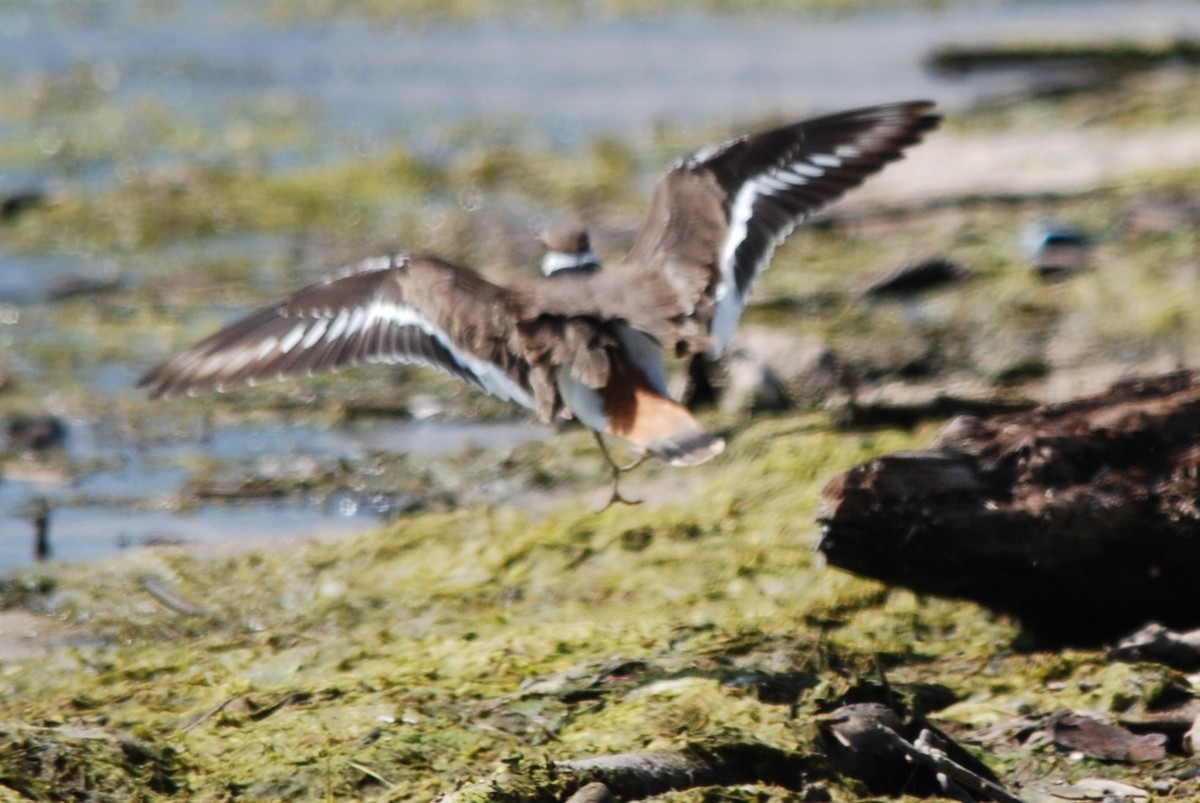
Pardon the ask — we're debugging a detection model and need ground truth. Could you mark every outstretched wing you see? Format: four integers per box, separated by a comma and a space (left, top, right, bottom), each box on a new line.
621, 101, 941, 355
139, 254, 537, 410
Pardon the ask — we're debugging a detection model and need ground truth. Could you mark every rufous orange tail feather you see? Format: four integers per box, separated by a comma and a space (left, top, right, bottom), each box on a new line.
602, 365, 724, 466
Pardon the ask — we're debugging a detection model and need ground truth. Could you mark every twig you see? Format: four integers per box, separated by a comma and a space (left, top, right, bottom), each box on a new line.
177, 697, 238, 735
349, 761, 395, 790
139, 575, 209, 617
248, 691, 312, 722
886, 727, 1026, 803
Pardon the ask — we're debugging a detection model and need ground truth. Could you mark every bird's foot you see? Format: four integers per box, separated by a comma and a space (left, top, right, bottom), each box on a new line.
596, 482, 644, 513
592, 432, 646, 512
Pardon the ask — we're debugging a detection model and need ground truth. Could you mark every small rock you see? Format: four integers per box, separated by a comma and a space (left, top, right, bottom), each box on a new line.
717, 329, 841, 413
1021, 218, 1093, 279
0, 188, 46, 220
1074, 777, 1151, 801
802, 784, 832, 802
563, 782, 612, 803
860, 256, 969, 298
1120, 196, 1198, 237
45, 275, 123, 302
1048, 711, 1167, 763
1184, 713, 1200, 756
407, 394, 444, 420
6, 415, 67, 453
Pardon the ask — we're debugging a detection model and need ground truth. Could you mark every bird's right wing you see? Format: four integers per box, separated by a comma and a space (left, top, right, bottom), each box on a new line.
622, 101, 941, 355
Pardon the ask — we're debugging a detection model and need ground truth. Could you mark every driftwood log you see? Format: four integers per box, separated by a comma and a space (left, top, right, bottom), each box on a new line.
817, 369, 1200, 644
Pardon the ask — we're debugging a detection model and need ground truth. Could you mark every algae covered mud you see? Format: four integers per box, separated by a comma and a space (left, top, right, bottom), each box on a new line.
1, 0, 1197, 566
2, 0, 1200, 798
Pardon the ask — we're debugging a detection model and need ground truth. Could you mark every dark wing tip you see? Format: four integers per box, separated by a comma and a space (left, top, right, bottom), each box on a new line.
887, 99, 942, 136
843, 99, 938, 118
137, 353, 196, 400
138, 360, 221, 400
137, 366, 171, 399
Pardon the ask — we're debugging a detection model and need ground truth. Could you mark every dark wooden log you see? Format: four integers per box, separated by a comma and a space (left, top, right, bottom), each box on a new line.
817, 369, 1200, 645
1110, 623, 1200, 670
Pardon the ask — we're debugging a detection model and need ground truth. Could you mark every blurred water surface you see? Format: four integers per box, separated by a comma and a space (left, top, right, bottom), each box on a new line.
2, 0, 1197, 179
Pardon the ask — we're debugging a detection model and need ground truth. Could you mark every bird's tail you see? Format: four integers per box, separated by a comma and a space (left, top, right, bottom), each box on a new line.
600, 364, 724, 466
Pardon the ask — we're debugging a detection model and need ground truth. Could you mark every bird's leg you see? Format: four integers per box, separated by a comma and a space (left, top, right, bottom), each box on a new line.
591, 431, 645, 511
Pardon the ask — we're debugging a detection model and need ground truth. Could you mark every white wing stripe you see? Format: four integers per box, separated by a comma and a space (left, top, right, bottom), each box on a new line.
809, 153, 842, 169
344, 306, 368, 337
278, 322, 307, 354
712, 177, 763, 355
300, 318, 330, 348
712, 160, 820, 354
366, 301, 536, 409
755, 161, 828, 196
790, 161, 827, 178
758, 174, 798, 193
172, 289, 535, 410
711, 123, 917, 354
325, 309, 351, 341
207, 343, 260, 377
254, 336, 280, 360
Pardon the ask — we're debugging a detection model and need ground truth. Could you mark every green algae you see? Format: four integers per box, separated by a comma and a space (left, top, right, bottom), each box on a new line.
3, 412, 1194, 799
947, 67, 1200, 134
0, 419, 968, 800
3, 23, 1200, 801
0, 725, 186, 801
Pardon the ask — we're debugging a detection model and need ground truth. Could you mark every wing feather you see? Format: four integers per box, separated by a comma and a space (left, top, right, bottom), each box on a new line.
621, 100, 940, 356
139, 254, 537, 410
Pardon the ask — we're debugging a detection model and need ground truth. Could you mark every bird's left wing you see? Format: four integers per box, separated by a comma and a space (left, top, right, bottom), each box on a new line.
139, 254, 537, 410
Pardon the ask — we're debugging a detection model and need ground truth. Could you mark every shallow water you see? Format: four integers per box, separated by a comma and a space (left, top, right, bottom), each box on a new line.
0, 414, 549, 570
3, 1, 1197, 174
0, 0, 1197, 569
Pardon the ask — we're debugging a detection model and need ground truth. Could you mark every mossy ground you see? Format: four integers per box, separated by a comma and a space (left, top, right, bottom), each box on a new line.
3, 417, 1197, 799
2, 16, 1200, 802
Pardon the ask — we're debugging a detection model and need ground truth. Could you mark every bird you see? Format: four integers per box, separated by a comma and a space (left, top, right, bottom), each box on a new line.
140, 101, 940, 508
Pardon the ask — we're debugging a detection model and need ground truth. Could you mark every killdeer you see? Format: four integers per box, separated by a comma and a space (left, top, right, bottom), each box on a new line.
141, 101, 940, 507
